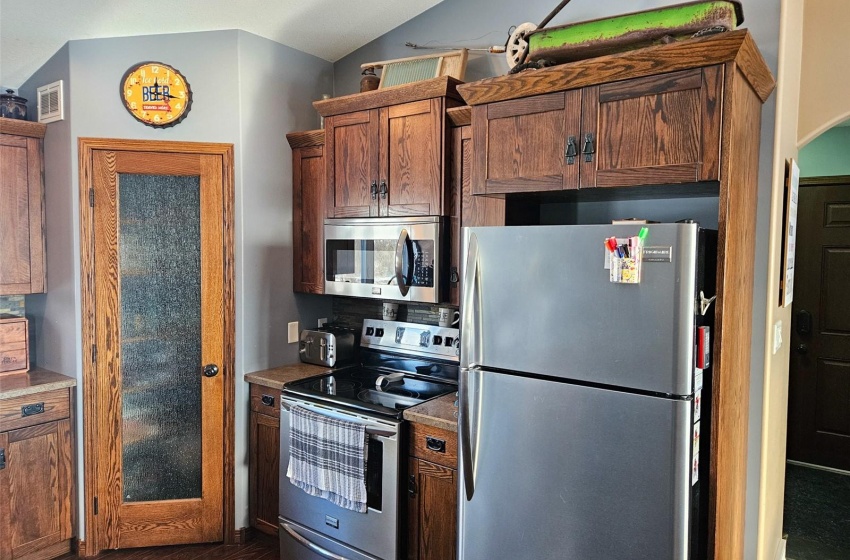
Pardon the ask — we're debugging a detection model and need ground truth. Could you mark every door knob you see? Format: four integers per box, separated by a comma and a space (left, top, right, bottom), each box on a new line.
796, 344, 808, 355
203, 364, 219, 377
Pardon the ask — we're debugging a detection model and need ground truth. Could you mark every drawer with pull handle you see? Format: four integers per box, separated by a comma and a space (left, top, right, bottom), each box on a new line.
409, 422, 457, 469
0, 388, 70, 431
249, 383, 281, 419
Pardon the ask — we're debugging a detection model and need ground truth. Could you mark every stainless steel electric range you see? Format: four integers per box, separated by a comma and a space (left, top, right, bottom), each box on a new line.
279, 318, 459, 560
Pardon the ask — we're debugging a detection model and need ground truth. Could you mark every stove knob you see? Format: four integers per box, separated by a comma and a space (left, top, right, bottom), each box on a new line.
433, 335, 443, 345
366, 327, 375, 336
375, 328, 384, 337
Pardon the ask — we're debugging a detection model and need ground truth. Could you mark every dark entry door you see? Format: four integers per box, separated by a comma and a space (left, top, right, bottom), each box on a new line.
787, 177, 850, 470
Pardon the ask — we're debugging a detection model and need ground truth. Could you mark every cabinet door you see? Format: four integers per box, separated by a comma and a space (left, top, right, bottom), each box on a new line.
0, 419, 73, 560
0, 133, 45, 295
326, 110, 380, 217
293, 145, 325, 294
449, 126, 505, 306
407, 458, 457, 560
471, 90, 582, 195
248, 408, 280, 536
380, 99, 444, 216
580, 66, 723, 189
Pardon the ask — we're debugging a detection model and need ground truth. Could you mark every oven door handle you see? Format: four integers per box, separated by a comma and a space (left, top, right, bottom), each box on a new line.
282, 522, 354, 560
394, 228, 412, 296
280, 398, 398, 438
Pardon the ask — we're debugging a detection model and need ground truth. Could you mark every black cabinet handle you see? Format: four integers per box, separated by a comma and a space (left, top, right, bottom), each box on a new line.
565, 135, 577, 165
379, 180, 388, 199
370, 180, 378, 200
261, 394, 275, 407
0, 448, 5, 470
426, 436, 446, 453
21, 402, 44, 417
408, 474, 417, 497
450, 266, 459, 284
582, 133, 595, 162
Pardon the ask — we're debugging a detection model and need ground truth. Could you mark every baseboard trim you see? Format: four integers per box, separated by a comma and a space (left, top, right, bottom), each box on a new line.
775, 536, 787, 560
787, 459, 850, 476
75, 538, 88, 558
234, 526, 253, 544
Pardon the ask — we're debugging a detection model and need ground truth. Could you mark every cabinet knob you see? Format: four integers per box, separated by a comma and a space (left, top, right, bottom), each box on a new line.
203, 364, 219, 377
261, 394, 275, 407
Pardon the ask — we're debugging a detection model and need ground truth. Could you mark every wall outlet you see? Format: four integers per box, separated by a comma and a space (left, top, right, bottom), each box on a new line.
318, 317, 328, 328
288, 321, 299, 343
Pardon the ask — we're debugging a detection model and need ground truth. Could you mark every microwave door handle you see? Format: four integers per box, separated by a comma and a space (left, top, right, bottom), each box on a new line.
395, 228, 411, 296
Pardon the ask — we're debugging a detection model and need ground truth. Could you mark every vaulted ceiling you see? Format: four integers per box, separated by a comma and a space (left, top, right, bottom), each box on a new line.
0, 0, 445, 88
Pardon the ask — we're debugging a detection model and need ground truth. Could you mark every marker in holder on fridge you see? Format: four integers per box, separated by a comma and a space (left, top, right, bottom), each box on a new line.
605, 227, 647, 284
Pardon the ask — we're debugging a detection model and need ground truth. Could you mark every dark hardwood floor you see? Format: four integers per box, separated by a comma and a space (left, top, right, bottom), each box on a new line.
58, 534, 278, 560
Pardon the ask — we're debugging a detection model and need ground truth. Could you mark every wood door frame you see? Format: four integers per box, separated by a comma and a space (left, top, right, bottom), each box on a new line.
78, 138, 235, 555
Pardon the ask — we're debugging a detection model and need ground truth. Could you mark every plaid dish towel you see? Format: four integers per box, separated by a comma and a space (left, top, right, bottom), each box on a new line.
286, 405, 368, 513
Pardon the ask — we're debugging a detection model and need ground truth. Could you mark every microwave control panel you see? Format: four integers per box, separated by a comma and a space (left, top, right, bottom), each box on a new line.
411, 243, 434, 287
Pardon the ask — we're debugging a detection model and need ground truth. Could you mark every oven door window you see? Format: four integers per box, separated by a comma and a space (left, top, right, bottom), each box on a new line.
325, 238, 435, 289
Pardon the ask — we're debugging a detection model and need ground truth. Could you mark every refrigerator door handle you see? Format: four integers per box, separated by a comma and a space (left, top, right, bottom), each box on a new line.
459, 366, 481, 501
460, 232, 480, 368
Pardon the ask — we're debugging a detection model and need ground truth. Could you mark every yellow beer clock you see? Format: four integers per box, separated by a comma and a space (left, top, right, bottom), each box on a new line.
121, 62, 192, 128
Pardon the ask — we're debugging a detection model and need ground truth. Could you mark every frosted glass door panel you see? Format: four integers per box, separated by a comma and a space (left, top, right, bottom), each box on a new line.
118, 173, 202, 502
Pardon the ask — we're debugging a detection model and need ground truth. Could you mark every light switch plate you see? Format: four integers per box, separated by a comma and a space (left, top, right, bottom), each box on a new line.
288, 321, 299, 343
772, 320, 783, 355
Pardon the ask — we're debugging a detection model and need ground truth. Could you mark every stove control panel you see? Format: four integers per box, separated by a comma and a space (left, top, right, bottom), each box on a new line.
360, 319, 460, 361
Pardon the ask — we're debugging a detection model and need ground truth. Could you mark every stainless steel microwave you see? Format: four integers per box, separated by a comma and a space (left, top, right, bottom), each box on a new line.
324, 216, 443, 303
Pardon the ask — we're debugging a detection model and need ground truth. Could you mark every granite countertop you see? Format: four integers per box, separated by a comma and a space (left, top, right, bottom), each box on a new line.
245, 362, 459, 432
244, 362, 332, 390
0, 367, 77, 399
404, 392, 459, 433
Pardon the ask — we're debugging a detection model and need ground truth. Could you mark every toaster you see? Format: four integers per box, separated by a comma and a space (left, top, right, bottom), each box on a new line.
298, 326, 357, 367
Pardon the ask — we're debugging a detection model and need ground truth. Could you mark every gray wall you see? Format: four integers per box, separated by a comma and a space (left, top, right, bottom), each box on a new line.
332, 1, 781, 557
20, 29, 333, 535
799, 125, 850, 177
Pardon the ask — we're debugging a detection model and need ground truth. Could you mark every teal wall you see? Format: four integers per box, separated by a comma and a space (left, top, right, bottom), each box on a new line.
799, 125, 850, 177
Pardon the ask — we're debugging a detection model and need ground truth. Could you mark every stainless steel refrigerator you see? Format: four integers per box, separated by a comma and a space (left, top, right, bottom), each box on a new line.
459, 223, 715, 560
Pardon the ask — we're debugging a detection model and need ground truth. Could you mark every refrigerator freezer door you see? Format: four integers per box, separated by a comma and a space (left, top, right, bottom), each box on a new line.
458, 369, 694, 560
461, 223, 699, 395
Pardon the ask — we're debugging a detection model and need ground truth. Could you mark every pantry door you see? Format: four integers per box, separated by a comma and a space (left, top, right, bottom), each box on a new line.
80, 139, 234, 553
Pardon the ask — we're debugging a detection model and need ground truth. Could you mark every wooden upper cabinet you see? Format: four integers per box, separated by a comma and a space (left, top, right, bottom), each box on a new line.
380, 99, 444, 216
469, 66, 723, 195
0, 119, 47, 295
326, 99, 445, 217
581, 66, 723, 189
290, 140, 325, 294
317, 77, 461, 218
325, 110, 379, 217
472, 90, 581, 195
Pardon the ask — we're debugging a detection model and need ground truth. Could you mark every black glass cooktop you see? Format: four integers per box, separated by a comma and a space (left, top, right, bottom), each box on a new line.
283, 366, 457, 419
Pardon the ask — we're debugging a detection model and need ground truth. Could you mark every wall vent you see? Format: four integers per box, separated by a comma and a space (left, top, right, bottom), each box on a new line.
37, 80, 63, 123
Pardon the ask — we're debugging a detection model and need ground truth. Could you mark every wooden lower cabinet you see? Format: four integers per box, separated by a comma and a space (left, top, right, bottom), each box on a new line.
407, 423, 457, 560
248, 384, 281, 536
0, 388, 74, 560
